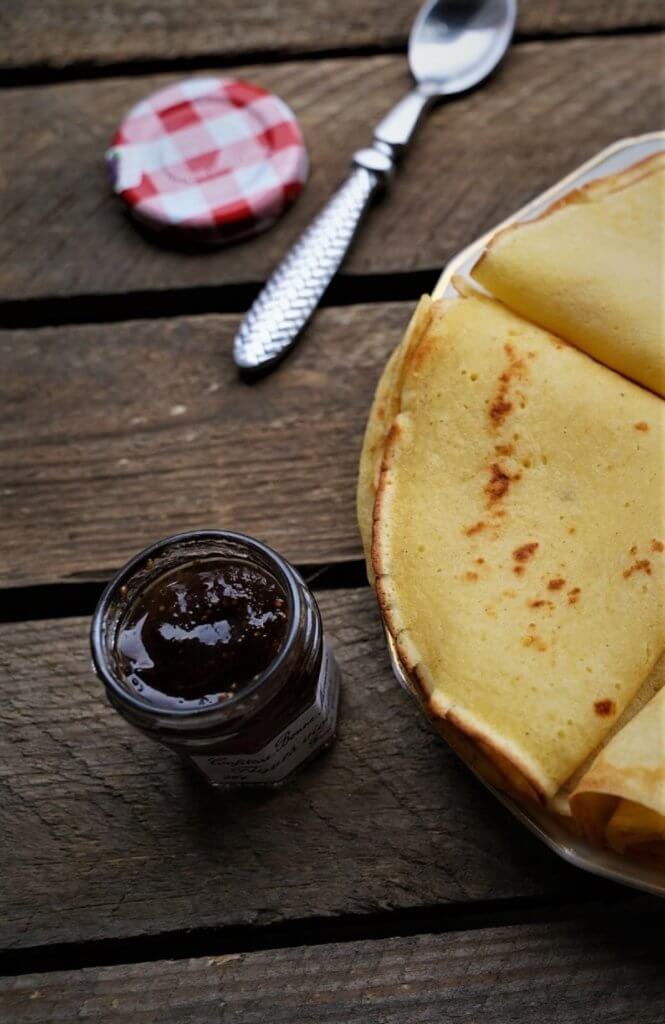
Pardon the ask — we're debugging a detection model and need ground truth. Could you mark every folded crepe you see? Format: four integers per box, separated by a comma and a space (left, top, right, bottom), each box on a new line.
371, 291, 665, 804
571, 686, 665, 864
471, 153, 665, 397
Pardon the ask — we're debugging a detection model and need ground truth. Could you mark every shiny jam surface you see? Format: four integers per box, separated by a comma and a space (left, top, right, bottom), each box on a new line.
115, 557, 289, 710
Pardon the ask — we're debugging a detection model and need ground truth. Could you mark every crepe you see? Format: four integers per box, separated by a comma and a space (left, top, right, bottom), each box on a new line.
371, 291, 665, 803
471, 153, 665, 396
357, 297, 433, 580
571, 686, 665, 864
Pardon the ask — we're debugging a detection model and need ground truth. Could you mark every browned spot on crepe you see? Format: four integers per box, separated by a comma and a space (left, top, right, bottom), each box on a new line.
485, 463, 521, 505
623, 559, 652, 579
513, 542, 539, 563
487, 343, 530, 428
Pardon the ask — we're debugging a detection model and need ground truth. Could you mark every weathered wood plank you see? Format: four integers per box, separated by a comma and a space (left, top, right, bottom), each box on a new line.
0, 591, 612, 950
2, 919, 664, 1023
0, 303, 405, 586
0, 36, 661, 304
0, 1, 662, 69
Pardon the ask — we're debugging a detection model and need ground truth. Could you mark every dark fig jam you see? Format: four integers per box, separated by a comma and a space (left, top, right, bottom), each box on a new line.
91, 531, 341, 788
115, 558, 289, 710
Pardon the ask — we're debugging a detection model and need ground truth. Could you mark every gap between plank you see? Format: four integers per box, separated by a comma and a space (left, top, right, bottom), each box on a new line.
0, 271, 440, 331
0, 888, 656, 978
0, 44, 407, 89
0, 25, 662, 89
0, 560, 369, 623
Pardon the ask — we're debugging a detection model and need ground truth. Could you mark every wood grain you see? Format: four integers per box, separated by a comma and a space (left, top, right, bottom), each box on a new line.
0, 590, 612, 950
0, 36, 662, 304
2, 918, 664, 1023
0, 1, 662, 69
0, 303, 407, 586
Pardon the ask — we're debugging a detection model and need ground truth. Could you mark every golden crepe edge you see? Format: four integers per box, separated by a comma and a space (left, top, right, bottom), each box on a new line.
357, 295, 434, 582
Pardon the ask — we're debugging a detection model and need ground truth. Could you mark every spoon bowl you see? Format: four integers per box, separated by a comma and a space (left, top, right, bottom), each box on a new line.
409, 0, 517, 94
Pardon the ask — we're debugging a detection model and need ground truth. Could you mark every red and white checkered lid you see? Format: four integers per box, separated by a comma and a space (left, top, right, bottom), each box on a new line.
106, 77, 308, 243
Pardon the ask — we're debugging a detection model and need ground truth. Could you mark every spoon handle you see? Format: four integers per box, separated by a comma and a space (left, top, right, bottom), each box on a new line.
233, 164, 384, 372
233, 86, 434, 373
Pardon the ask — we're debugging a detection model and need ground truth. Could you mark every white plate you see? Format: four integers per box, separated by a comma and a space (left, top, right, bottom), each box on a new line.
388, 132, 665, 898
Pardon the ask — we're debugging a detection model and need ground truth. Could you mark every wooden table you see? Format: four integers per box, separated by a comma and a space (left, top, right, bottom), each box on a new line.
1, 4, 664, 1020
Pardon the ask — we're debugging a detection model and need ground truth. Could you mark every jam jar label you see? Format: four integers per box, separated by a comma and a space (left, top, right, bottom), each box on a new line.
189, 644, 340, 786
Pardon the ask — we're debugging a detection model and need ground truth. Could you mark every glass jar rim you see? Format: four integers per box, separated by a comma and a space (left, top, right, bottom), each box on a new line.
90, 529, 304, 720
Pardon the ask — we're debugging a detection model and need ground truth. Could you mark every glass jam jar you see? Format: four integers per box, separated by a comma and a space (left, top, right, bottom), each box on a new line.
91, 530, 341, 787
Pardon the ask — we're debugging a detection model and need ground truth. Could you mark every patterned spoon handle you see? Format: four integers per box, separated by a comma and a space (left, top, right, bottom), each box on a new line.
233, 165, 382, 372
233, 87, 435, 372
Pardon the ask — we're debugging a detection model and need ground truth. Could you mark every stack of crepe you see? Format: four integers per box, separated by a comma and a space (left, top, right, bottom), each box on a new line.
358, 152, 665, 866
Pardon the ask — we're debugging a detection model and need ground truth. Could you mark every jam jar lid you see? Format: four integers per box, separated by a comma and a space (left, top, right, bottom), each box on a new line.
90, 530, 304, 722
105, 77, 309, 244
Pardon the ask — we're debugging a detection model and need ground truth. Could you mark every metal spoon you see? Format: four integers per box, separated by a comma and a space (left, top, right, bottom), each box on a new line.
233, 0, 517, 372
